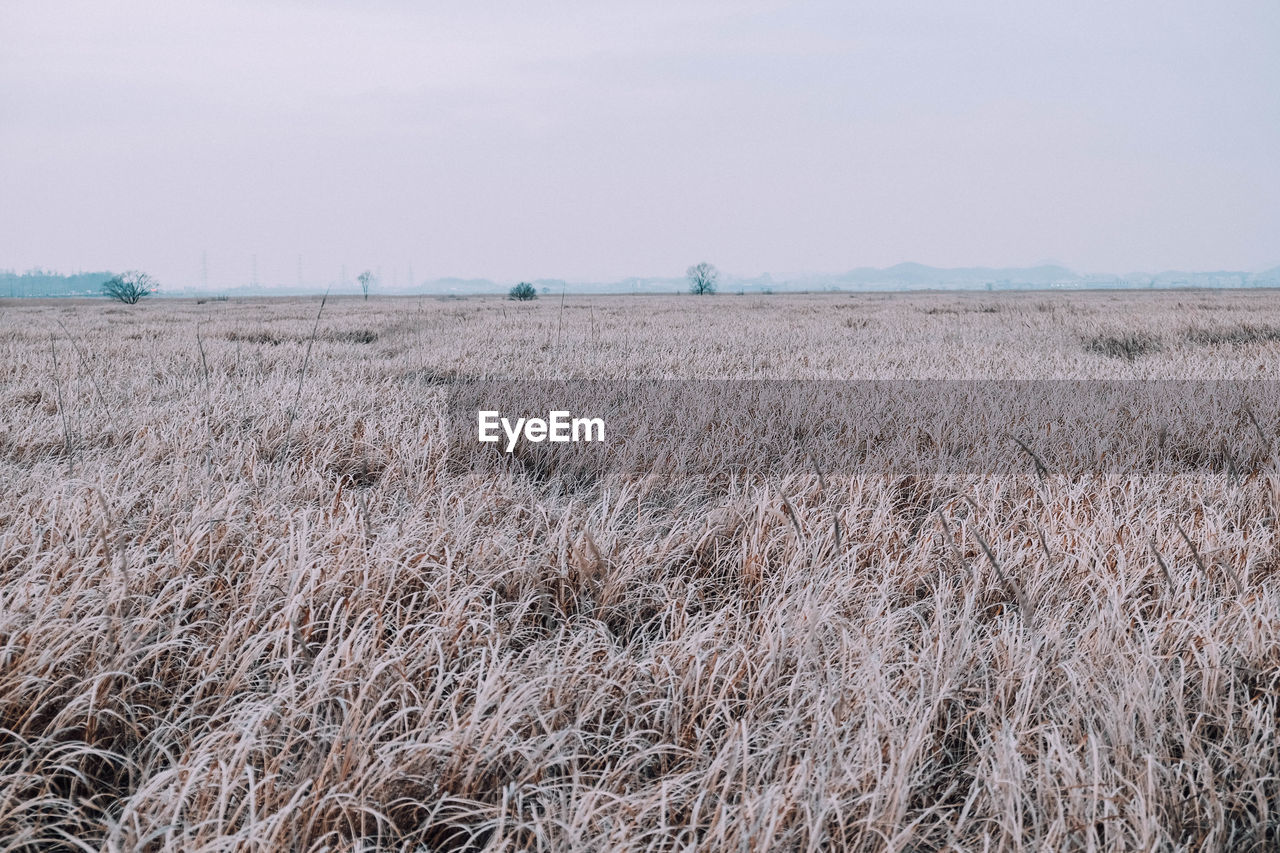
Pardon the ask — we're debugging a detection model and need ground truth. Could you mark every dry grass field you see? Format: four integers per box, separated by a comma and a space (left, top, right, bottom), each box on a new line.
2, 290, 1280, 850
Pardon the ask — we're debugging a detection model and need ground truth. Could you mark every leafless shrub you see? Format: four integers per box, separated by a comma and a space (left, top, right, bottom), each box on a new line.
101, 271, 156, 304
508, 282, 537, 301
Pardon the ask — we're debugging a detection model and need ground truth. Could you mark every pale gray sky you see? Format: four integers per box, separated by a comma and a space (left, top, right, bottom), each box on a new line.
2, 0, 1278, 287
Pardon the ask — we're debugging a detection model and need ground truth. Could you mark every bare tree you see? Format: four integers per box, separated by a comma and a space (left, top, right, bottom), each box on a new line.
357, 270, 376, 301
102, 271, 156, 304
686, 262, 719, 296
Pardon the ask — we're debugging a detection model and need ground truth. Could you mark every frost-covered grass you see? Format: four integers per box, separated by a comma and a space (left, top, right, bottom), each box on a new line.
1, 290, 1279, 850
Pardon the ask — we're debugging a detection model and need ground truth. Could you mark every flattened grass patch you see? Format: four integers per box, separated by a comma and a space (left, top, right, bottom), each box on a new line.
1185, 324, 1280, 346
1082, 332, 1163, 361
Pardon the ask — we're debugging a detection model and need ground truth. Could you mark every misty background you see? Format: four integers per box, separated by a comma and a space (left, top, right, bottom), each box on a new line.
2, 0, 1278, 293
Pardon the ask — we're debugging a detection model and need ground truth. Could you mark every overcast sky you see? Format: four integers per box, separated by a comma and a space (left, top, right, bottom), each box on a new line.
2, 0, 1278, 287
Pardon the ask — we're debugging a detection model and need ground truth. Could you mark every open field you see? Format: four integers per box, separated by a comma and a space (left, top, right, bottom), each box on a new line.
2, 290, 1280, 850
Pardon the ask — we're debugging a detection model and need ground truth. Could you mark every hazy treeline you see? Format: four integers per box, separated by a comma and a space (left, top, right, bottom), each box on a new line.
0, 269, 112, 298
5, 263, 1280, 298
